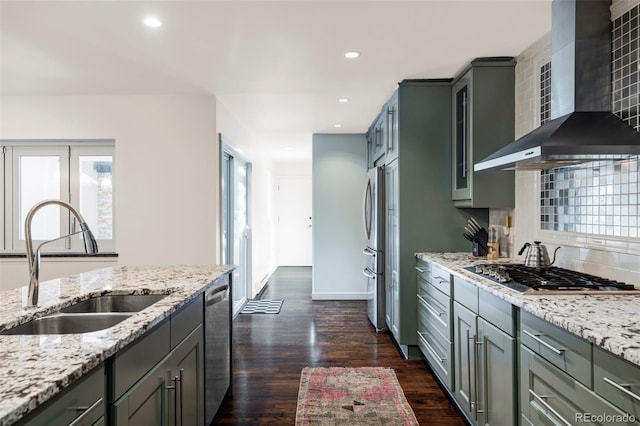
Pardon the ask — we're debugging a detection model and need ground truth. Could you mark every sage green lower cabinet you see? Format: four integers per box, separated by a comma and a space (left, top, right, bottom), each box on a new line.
453, 301, 477, 420
112, 325, 204, 426
16, 364, 105, 426
476, 317, 516, 426
452, 275, 517, 426
520, 345, 636, 426
593, 345, 640, 422
416, 258, 453, 390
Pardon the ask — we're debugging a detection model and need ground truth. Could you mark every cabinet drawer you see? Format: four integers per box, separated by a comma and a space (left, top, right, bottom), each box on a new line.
17, 364, 105, 426
430, 264, 451, 296
171, 294, 204, 349
417, 328, 452, 390
453, 275, 478, 312
417, 288, 450, 340
478, 289, 516, 336
520, 310, 592, 386
113, 319, 171, 400
521, 345, 634, 426
415, 258, 431, 283
594, 345, 640, 419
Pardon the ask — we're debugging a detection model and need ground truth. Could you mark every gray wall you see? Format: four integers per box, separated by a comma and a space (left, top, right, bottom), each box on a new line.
312, 133, 367, 299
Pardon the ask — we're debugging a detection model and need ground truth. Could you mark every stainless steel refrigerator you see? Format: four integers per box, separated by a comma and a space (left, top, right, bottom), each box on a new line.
362, 166, 386, 332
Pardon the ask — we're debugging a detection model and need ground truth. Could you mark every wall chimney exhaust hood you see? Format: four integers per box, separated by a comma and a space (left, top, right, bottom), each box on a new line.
475, 0, 640, 172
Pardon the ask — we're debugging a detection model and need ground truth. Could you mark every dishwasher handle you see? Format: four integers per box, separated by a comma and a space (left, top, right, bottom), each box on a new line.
206, 284, 229, 306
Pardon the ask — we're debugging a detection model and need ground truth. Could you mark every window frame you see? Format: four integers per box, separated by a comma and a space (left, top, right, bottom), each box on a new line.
1, 139, 115, 255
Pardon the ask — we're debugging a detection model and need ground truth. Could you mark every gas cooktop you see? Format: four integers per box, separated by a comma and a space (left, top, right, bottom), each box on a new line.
465, 264, 640, 294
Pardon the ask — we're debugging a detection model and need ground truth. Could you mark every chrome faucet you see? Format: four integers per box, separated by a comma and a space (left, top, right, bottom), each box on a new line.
25, 200, 99, 307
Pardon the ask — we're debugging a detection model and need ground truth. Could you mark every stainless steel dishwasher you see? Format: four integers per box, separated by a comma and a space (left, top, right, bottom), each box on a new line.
204, 274, 231, 425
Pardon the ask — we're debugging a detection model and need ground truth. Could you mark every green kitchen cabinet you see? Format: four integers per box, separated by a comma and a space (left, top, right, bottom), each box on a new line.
416, 258, 453, 390
385, 159, 399, 337
593, 345, 640, 421
520, 345, 636, 426
112, 295, 205, 426
376, 80, 471, 358
367, 110, 387, 168
452, 275, 517, 426
112, 325, 204, 426
451, 57, 516, 208
386, 92, 399, 162
16, 364, 105, 426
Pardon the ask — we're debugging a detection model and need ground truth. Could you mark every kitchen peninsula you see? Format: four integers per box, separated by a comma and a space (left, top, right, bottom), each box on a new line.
0, 265, 234, 426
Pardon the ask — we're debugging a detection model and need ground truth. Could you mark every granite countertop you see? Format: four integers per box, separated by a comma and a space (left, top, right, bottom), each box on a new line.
416, 252, 640, 367
0, 265, 234, 426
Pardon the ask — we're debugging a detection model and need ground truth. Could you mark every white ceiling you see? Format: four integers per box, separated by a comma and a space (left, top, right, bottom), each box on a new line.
0, 0, 552, 160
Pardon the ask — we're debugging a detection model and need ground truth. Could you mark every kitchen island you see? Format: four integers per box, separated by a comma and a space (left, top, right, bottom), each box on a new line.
0, 265, 234, 426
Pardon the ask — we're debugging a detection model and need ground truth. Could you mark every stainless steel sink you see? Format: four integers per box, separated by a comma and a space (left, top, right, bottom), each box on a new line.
0, 313, 132, 335
60, 294, 166, 313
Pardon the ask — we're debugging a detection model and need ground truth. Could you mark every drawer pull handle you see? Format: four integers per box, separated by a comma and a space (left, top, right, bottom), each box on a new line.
415, 266, 426, 273
523, 330, 565, 355
69, 397, 103, 426
529, 390, 571, 426
417, 295, 445, 317
603, 377, 640, 402
417, 332, 446, 363
433, 276, 449, 284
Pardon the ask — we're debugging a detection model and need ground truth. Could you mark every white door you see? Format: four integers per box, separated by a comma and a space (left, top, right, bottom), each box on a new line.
277, 176, 312, 266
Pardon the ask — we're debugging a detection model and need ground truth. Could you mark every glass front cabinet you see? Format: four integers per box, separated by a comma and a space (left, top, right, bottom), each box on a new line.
450, 58, 516, 208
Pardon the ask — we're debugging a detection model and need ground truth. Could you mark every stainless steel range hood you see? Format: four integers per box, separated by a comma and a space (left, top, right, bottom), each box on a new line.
475, 0, 640, 172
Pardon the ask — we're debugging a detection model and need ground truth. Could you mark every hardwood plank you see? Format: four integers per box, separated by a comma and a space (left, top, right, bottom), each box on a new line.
213, 266, 466, 425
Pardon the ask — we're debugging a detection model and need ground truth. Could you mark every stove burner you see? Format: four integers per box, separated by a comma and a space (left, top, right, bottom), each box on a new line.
464, 264, 638, 294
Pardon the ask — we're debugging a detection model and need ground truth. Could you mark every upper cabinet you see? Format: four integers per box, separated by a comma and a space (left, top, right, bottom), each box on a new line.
386, 92, 399, 163
451, 58, 516, 208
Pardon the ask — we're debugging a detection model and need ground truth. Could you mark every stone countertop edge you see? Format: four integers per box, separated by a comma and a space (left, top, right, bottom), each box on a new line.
0, 264, 235, 426
416, 252, 640, 368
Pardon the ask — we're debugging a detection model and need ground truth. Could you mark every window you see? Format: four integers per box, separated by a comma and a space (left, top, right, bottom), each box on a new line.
1, 140, 115, 254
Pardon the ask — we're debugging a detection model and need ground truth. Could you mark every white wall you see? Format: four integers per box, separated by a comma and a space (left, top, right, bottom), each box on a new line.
1, 95, 218, 290
215, 100, 278, 298
312, 133, 367, 299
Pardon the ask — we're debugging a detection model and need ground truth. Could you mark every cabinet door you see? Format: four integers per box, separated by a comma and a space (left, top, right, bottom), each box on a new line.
453, 301, 477, 423
112, 358, 169, 426
386, 95, 399, 162
366, 131, 374, 170
385, 160, 399, 337
373, 115, 386, 165
168, 325, 205, 426
452, 75, 471, 201
477, 317, 516, 426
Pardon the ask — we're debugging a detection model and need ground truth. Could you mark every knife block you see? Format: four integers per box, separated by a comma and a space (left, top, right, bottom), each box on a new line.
472, 229, 489, 257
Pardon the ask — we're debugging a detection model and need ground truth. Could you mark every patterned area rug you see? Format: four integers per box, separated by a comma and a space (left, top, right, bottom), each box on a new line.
295, 367, 419, 425
240, 299, 284, 314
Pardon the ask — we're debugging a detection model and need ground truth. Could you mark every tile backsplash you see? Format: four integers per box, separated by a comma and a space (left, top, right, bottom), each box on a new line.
493, 0, 640, 286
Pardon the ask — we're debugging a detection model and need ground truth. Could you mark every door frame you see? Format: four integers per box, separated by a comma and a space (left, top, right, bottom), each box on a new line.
219, 134, 252, 316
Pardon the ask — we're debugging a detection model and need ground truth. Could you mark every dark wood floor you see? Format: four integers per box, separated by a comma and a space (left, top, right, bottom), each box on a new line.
213, 266, 466, 425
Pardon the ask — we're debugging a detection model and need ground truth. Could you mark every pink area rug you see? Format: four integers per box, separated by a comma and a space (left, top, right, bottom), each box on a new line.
295, 367, 419, 425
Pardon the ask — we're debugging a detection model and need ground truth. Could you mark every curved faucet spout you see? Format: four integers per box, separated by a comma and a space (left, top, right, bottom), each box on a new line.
25, 199, 99, 307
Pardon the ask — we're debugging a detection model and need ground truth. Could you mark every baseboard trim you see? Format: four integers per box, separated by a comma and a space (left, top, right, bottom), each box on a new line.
311, 292, 369, 300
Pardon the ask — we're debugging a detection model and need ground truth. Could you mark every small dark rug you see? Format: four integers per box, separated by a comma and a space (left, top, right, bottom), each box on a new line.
240, 299, 284, 314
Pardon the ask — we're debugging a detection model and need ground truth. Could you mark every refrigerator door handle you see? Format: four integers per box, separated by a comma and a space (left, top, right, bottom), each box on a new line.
363, 248, 376, 257
362, 268, 376, 279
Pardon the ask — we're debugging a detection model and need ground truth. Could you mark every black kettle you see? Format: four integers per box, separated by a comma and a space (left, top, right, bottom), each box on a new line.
518, 241, 560, 268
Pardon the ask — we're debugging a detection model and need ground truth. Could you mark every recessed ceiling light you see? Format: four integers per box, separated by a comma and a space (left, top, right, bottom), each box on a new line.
143, 16, 162, 28
334, 124, 343, 128
345, 51, 360, 59
338, 98, 349, 103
